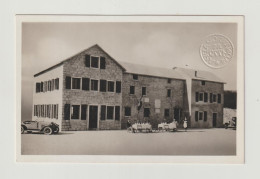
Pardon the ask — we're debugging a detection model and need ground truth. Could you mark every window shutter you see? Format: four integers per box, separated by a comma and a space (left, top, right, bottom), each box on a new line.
204, 92, 208, 102
64, 104, 70, 120
115, 106, 120, 121
101, 105, 106, 120
195, 111, 198, 121
82, 78, 90, 91
81, 105, 87, 120
204, 111, 207, 121
195, 92, 199, 102
100, 56, 106, 69
116, 81, 121, 93
210, 93, 213, 103
100, 79, 107, 92
36, 83, 40, 93
65, 76, 71, 89
218, 94, 221, 103
85, 55, 90, 67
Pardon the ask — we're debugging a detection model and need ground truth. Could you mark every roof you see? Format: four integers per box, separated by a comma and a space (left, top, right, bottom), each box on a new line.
173, 67, 225, 83
34, 44, 126, 77
119, 61, 185, 80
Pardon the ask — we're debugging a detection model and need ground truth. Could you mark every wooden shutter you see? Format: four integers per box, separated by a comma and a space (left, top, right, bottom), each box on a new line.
85, 55, 90, 67
64, 104, 70, 120
65, 76, 71, 89
195, 111, 198, 121
218, 94, 221, 103
81, 105, 87, 120
100, 79, 107, 92
210, 93, 213, 103
204, 111, 207, 121
115, 106, 120, 121
195, 92, 199, 102
101, 105, 106, 120
204, 92, 208, 102
82, 78, 90, 91
100, 56, 106, 69
116, 81, 121, 93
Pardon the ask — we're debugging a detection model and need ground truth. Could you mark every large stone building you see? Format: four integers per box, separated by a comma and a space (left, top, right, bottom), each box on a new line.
32, 44, 224, 131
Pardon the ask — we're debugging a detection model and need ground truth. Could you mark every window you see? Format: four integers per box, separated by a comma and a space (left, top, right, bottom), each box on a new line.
199, 92, 204, 101
199, 111, 203, 120
91, 79, 98, 91
130, 86, 135, 94
108, 81, 115, 92
71, 105, 80, 119
100, 79, 107, 92
167, 79, 171, 84
40, 82, 43, 92
133, 74, 138, 80
125, 107, 131, 117
65, 77, 71, 89
51, 79, 55, 91
167, 89, 171, 97
101, 105, 106, 120
142, 87, 146, 96
115, 106, 120, 121
213, 94, 217, 102
201, 81, 206, 85
144, 108, 150, 117
164, 109, 170, 117
100, 56, 106, 69
218, 94, 221, 103
36, 83, 40, 93
81, 105, 87, 120
91, 56, 99, 68
72, 78, 81, 89
195, 111, 198, 121
82, 78, 90, 91
204, 111, 207, 121
107, 106, 114, 120
55, 78, 59, 90
210, 93, 213, 103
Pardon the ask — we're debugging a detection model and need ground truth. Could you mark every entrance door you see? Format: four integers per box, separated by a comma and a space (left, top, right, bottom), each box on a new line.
174, 108, 182, 123
213, 113, 217, 127
89, 106, 98, 129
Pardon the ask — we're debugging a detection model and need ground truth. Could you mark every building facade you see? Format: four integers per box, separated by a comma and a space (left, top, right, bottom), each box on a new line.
32, 44, 224, 131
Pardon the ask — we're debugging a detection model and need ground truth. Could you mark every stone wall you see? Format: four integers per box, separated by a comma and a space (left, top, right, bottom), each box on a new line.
62, 45, 123, 131
121, 73, 186, 129
190, 79, 224, 128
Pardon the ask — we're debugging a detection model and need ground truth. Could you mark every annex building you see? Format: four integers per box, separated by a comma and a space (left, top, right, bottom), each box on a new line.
32, 44, 225, 131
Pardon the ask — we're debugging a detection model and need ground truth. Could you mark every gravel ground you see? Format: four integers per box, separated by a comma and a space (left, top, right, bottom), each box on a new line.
21, 128, 236, 155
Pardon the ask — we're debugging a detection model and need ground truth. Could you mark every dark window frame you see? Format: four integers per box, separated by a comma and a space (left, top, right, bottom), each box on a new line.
107, 81, 115, 92
167, 89, 171, 97
71, 78, 81, 90
133, 74, 138, 80
125, 107, 131, 117
199, 111, 203, 120
130, 86, 135, 95
90, 56, 99, 68
167, 79, 171, 84
144, 108, 150, 117
71, 105, 80, 120
142, 87, 146, 96
91, 79, 99, 91
164, 109, 170, 117
201, 81, 206, 85
106, 106, 114, 120
199, 92, 204, 101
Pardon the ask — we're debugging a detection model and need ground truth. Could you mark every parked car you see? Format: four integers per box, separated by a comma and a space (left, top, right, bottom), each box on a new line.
224, 117, 236, 130
21, 121, 59, 135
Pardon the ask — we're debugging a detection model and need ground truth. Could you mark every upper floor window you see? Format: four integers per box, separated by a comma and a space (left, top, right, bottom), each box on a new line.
54, 78, 59, 90
142, 87, 146, 96
167, 89, 171, 97
85, 54, 106, 69
91, 56, 99, 68
91, 79, 98, 91
72, 78, 81, 89
167, 79, 171, 84
130, 86, 135, 94
201, 81, 206, 85
107, 81, 115, 92
133, 74, 138, 80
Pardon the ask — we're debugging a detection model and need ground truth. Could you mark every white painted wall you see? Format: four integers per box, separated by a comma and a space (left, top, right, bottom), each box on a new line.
32, 65, 63, 128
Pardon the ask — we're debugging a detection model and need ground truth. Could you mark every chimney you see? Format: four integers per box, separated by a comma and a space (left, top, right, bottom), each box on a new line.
195, 71, 197, 77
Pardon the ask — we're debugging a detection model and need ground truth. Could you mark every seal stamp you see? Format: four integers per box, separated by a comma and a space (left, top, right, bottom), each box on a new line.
200, 34, 234, 68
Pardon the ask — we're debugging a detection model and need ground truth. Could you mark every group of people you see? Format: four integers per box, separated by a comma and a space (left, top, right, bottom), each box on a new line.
126, 117, 188, 132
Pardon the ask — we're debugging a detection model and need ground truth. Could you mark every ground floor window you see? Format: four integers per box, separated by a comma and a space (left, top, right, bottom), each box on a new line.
71, 105, 80, 119
164, 109, 170, 117
107, 106, 114, 120
125, 107, 131, 117
34, 104, 58, 119
195, 111, 207, 122
144, 108, 150, 117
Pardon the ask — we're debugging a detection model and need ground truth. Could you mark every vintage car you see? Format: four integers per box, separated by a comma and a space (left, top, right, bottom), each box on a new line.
21, 121, 59, 134
224, 117, 236, 130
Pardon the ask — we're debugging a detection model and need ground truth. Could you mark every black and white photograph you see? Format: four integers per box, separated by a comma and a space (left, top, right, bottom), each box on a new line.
16, 15, 244, 162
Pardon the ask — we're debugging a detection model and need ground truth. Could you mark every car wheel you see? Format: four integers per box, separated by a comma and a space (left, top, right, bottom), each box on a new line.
21, 126, 24, 134
43, 127, 53, 135
53, 127, 59, 134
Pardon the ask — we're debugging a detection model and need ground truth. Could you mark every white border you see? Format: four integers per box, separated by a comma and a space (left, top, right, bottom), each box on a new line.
16, 15, 244, 164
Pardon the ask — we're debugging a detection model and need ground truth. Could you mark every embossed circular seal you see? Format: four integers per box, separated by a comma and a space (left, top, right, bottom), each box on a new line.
200, 34, 234, 68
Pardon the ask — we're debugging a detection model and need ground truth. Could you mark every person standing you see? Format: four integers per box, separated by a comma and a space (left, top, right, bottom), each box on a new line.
127, 119, 132, 132
183, 118, 188, 132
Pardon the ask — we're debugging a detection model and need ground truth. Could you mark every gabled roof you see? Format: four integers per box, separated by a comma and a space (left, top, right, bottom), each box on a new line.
34, 44, 126, 77
173, 67, 225, 83
119, 61, 185, 80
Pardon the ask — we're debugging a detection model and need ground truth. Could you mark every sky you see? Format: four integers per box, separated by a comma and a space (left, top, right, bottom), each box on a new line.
22, 22, 237, 120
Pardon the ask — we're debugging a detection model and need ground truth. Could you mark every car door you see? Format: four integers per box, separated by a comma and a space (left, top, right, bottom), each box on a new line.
25, 121, 38, 130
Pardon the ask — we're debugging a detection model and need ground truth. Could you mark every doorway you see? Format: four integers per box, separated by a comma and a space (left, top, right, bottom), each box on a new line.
213, 113, 217, 127
89, 106, 98, 129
